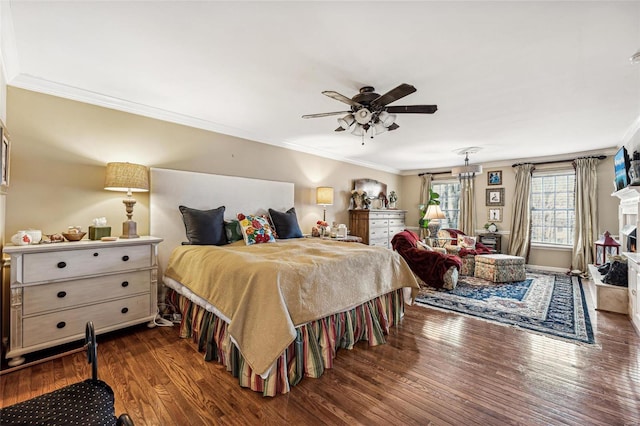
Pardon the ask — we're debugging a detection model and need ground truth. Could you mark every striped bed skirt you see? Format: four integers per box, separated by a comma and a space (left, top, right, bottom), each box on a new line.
167, 288, 405, 396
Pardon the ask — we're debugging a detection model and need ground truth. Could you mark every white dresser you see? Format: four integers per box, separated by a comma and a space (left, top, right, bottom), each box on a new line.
623, 253, 640, 335
3, 236, 162, 366
349, 209, 406, 248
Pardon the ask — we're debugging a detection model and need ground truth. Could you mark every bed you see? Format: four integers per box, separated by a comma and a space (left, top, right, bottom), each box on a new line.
150, 168, 419, 396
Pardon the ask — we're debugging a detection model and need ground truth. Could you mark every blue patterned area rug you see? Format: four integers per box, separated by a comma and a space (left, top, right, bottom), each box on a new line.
415, 270, 595, 344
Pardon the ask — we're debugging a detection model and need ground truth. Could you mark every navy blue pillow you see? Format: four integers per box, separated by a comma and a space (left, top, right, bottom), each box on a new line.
268, 207, 303, 239
179, 205, 226, 245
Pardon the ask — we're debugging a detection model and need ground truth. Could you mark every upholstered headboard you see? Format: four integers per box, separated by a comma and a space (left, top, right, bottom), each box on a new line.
149, 167, 295, 275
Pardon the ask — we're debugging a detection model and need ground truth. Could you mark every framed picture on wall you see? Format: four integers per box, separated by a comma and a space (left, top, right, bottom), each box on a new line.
0, 121, 9, 194
487, 170, 502, 185
488, 208, 502, 222
486, 188, 504, 206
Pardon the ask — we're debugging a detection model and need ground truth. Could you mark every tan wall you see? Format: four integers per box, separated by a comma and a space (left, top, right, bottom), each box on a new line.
401, 156, 619, 270
5, 88, 401, 238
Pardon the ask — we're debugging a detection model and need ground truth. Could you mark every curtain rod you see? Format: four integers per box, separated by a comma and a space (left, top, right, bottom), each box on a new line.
418, 171, 452, 177
511, 155, 606, 168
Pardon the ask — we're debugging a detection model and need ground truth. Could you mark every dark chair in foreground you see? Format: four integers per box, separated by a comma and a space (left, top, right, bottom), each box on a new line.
0, 322, 134, 426
391, 229, 462, 289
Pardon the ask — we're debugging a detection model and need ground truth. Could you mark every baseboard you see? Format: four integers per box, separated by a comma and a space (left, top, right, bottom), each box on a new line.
526, 264, 569, 274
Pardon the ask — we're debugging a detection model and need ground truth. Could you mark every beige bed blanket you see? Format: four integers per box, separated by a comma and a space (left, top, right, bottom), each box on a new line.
164, 238, 419, 376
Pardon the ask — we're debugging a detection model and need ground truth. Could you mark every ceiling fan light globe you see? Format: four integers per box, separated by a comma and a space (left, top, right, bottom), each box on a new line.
337, 114, 354, 130
351, 124, 366, 136
355, 108, 372, 125
379, 111, 396, 127
374, 122, 387, 135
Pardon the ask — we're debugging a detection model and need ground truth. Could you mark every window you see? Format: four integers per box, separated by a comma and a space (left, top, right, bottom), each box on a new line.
431, 180, 461, 229
530, 172, 575, 245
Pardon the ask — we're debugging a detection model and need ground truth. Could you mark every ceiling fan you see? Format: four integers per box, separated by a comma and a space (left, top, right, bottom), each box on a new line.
302, 83, 437, 139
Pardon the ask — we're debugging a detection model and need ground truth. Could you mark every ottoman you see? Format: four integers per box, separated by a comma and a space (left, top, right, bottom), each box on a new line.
474, 254, 526, 283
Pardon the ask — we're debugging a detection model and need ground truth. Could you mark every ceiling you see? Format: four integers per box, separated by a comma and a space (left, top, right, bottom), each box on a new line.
2, 1, 640, 174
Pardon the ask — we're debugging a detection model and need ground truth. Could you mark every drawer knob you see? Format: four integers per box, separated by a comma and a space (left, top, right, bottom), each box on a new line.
122, 255, 130, 262
121, 307, 129, 314
93, 252, 99, 257
57, 291, 67, 298
121, 281, 129, 287
56, 321, 66, 329
57, 261, 67, 269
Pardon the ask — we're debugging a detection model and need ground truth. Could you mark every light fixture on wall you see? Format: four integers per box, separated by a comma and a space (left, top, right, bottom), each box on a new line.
316, 187, 334, 221
451, 148, 483, 181
631, 49, 640, 64
424, 204, 446, 237
104, 162, 149, 238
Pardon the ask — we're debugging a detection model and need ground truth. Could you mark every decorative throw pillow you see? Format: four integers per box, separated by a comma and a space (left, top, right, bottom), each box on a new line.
260, 214, 279, 239
179, 205, 226, 246
268, 207, 303, 239
224, 220, 243, 243
237, 213, 276, 245
416, 240, 434, 251
458, 235, 477, 249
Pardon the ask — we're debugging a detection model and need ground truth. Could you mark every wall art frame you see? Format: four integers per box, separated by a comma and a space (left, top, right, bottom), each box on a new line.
487, 170, 502, 186
488, 207, 503, 222
0, 121, 10, 194
486, 188, 504, 206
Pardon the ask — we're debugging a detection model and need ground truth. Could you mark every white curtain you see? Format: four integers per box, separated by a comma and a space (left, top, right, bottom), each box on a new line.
419, 174, 433, 239
458, 176, 475, 235
508, 164, 535, 258
572, 158, 600, 273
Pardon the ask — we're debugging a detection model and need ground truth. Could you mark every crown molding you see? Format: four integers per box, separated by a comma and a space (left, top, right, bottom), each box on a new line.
8, 73, 400, 175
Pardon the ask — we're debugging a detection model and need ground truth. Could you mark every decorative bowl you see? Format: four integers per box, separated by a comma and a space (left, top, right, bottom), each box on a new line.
62, 232, 87, 242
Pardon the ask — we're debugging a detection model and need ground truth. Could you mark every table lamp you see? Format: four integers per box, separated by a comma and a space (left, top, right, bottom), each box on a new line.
316, 187, 334, 221
424, 204, 446, 237
104, 162, 149, 238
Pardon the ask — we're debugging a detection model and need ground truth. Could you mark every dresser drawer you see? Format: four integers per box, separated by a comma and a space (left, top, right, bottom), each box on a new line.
369, 228, 389, 239
389, 226, 405, 240
23, 270, 151, 315
388, 218, 405, 227
369, 238, 389, 248
369, 219, 389, 228
22, 245, 152, 283
386, 212, 405, 220
22, 294, 151, 347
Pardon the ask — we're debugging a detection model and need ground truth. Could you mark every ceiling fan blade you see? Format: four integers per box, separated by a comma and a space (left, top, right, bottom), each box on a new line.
334, 127, 345, 132
386, 105, 438, 114
302, 111, 351, 119
371, 84, 416, 109
322, 91, 363, 107
387, 123, 400, 131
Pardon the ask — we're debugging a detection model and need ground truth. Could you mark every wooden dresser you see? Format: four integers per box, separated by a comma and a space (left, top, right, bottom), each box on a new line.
349, 209, 406, 248
3, 236, 162, 366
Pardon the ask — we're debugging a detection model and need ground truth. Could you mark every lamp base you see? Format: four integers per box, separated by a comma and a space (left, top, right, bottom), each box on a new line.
120, 220, 140, 239
427, 221, 441, 238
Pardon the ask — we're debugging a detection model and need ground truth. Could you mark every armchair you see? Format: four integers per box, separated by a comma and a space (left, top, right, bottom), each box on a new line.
437, 228, 492, 276
391, 230, 462, 290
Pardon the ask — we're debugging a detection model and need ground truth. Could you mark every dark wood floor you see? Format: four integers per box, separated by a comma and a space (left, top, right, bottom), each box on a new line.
1, 281, 639, 425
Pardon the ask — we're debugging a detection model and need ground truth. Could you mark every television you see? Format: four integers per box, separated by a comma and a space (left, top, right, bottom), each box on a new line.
614, 146, 630, 191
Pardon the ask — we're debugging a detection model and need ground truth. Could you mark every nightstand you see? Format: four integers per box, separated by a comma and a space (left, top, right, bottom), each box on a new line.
477, 233, 501, 253
3, 236, 162, 366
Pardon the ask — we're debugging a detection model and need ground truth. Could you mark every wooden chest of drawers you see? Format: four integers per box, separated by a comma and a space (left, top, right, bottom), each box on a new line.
3, 236, 162, 366
349, 209, 406, 248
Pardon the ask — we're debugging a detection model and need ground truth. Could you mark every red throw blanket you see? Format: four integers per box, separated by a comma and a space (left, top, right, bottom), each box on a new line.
391, 230, 462, 288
